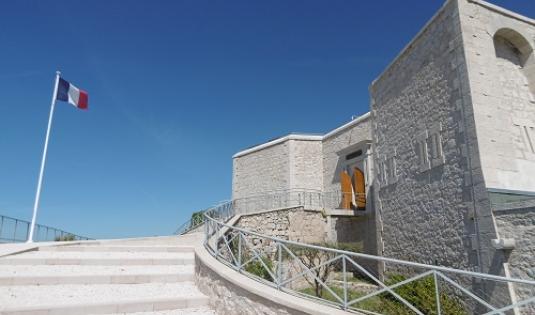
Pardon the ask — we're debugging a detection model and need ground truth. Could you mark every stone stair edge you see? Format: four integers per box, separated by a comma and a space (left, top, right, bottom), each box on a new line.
0, 257, 194, 266
0, 295, 209, 315
0, 272, 194, 286
37, 245, 195, 252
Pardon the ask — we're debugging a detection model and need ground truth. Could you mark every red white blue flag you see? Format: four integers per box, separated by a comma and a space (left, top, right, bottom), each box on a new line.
56, 78, 88, 110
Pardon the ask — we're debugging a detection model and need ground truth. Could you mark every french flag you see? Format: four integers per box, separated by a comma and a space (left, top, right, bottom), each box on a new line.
56, 77, 88, 110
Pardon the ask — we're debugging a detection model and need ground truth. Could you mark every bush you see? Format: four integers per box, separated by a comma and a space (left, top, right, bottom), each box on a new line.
190, 211, 204, 227
54, 234, 76, 241
383, 274, 467, 315
300, 273, 466, 315
244, 254, 274, 282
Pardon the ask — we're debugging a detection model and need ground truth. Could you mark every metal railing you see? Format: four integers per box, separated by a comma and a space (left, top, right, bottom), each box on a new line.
175, 189, 366, 235
0, 214, 91, 243
204, 212, 535, 315
175, 200, 234, 235
233, 188, 366, 215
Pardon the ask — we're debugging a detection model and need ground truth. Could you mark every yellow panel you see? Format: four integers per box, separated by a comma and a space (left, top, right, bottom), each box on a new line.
340, 171, 353, 209
352, 167, 366, 210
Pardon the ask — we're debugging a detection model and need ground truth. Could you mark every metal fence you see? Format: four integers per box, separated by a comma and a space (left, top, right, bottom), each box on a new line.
0, 214, 91, 243
175, 200, 234, 235
204, 212, 535, 315
233, 189, 366, 215
175, 189, 366, 235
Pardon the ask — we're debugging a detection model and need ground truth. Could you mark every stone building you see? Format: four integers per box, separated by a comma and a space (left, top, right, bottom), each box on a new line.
230, 0, 535, 307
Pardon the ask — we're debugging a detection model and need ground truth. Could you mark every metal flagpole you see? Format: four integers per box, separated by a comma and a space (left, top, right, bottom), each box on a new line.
27, 71, 61, 243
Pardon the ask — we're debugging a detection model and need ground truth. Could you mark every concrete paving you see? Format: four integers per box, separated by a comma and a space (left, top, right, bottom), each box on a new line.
0, 236, 213, 315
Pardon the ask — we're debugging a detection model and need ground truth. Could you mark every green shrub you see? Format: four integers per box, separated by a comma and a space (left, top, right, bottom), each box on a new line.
244, 254, 274, 282
190, 211, 204, 227
54, 234, 76, 241
383, 274, 467, 315
300, 273, 466, 315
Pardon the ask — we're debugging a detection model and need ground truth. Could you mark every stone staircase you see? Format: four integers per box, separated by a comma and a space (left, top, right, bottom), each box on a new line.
0, 235, 215, 315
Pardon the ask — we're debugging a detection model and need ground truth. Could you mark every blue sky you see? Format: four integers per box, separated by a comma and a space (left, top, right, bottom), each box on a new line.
0, 0, 533, 239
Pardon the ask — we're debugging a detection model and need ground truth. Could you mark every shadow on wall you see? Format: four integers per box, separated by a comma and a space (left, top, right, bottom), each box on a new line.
493, 28, 535, 98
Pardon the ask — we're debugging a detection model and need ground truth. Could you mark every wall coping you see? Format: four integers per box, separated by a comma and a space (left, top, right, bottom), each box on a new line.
371, 0, 535, 89
371, 0, 454, 89
468, 0, 535, 27
233, 134, 323, 158
194, 243, 354, 315
233, 112, 371, 158
237, 206, 369, 218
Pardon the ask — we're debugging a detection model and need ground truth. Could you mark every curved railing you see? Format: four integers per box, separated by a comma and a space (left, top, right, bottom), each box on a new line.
0, 214, 92, 243
175, 200, 234, 235
203, 211, 535, 315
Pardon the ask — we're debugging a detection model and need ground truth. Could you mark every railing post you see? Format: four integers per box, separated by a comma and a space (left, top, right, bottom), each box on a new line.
13, 219, 18, 242
434, 271, 441, 315
277, 242, 282, 289
204, 217, 209, 245
0, 216, 4, 240
343, 255, 348, 310
27, 223, 32, 241
238, 232, 242, 271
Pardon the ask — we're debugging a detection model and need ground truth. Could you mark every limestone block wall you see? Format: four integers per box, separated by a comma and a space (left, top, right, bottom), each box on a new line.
493, 205, 535, 312
322, 116, 372, 195
235, 207, 375, 262
289, 140, 323, 192
234, 207, 379, 283
458, 0, 535, 193
232, 136, 323, 215
235, 207, 329, 245
232, 141, 290, 201
195, 253, 309, 315
370, 0, 486, 270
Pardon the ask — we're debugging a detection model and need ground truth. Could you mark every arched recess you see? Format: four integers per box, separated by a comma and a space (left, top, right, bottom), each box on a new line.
493, 28, 535, 157
493, 28, 535, 96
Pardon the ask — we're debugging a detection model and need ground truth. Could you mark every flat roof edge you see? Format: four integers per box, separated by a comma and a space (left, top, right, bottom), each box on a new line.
371, 0, 454, 88
233, 134, 323, 158
468, 0, 535, 27
323, 112, 371, 140
233, 112, 371, 158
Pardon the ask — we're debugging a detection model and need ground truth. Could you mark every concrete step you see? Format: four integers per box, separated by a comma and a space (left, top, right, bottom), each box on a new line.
0, 251, 194, 266
0, 283, 209, 315
0, 265, 194, 285
39, 245, 195, 253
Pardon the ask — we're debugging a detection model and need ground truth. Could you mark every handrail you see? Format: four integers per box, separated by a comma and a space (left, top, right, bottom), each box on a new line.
0, 213, 92, 243
175, 189, 368, 235
204, 213, 534, 286
203, 211, 535, 314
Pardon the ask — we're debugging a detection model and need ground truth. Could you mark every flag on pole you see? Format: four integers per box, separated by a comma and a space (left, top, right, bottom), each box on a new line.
56, 78, 88, 110
27, 72, 89, 243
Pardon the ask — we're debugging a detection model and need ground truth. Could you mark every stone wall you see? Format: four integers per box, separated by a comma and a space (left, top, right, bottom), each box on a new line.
232, 136, 323, 215
370, 0, 484, 270
232, 141, 290, 201
459, 0, 535, 193
322, 117, 372, 195
235, 207, 329, 244
493, 206, 535, 312
290, 140, 323, 192
195, 254, 309, 315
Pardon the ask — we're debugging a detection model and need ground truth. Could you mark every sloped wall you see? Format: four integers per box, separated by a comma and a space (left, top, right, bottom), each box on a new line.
370, 0, 483, 271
